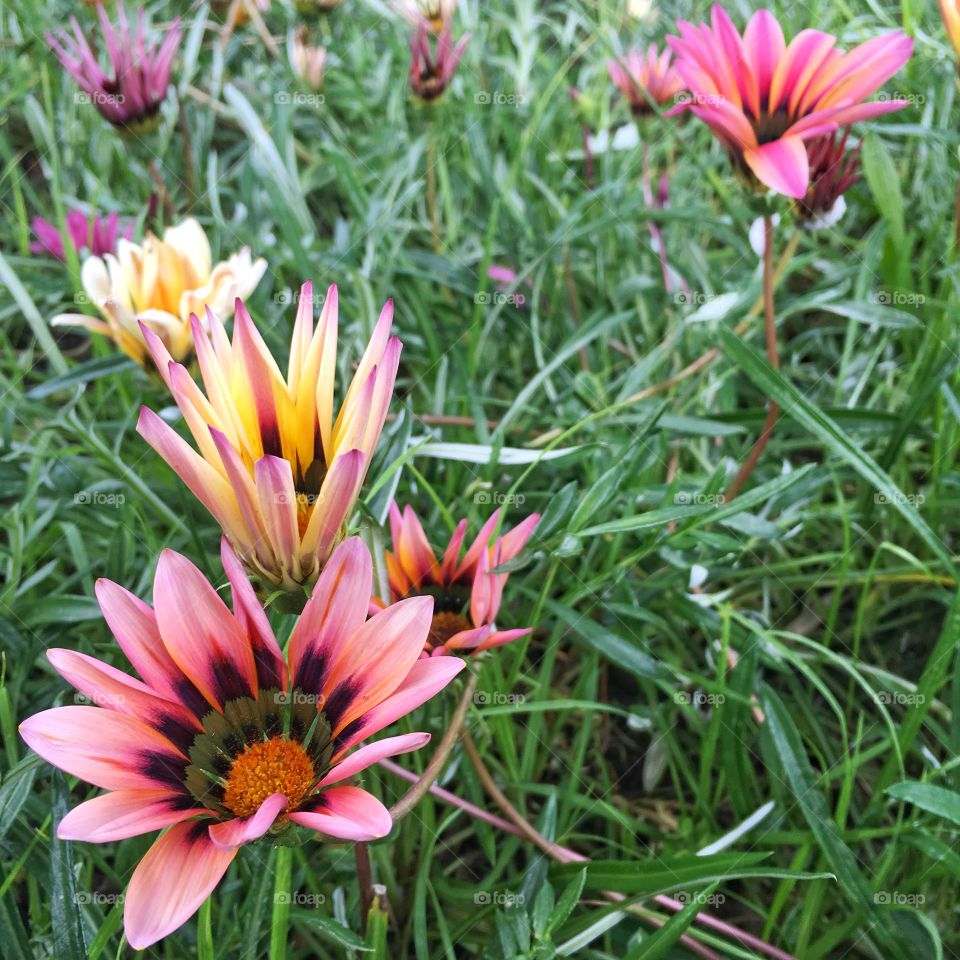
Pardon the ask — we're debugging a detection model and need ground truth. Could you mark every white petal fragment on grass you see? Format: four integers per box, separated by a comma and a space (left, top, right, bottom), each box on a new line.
412, 440, 581, 464
697, 801, 776, 856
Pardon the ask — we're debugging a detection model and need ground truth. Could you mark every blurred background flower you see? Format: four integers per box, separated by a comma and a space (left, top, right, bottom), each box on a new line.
31, 209, 133, 261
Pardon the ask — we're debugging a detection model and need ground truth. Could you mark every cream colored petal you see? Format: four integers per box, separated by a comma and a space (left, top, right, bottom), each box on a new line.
163, 217, 212, 283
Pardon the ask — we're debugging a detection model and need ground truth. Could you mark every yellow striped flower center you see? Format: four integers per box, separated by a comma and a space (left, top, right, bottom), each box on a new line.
223, 737, 315, 818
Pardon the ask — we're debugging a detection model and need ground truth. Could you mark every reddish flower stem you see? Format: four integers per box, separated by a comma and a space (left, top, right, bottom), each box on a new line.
387, 670, 478, 822
724, 214, 779, 502
378, 749, 797, 960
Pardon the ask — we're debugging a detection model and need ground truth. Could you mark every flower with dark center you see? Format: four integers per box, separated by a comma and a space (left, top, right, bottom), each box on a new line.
607, 44, 685, 117
136, 281, 400, 593
20, 537, 465, 949
666, 5, 912, 198
373, 502, 540, 656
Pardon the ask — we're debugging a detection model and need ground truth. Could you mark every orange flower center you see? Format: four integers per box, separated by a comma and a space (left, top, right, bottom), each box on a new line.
429, 611, 471, 650
223, 737, 315, 818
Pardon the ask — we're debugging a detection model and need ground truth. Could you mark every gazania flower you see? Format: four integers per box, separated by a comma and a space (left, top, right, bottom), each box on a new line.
796, 129, 861, 228
50, 217, 265, 365
31, 209, 132, 261
137, 282, 400, 594
374, 503, 539, 656
409, 20, 470, 102
20, 537, 465, 949
607, 45, 685, 116
666, 6, 913, 198
46, 3, 182, 132
940, 0, 960, 59
291, 26, 326, 91
395, 0, 456, 32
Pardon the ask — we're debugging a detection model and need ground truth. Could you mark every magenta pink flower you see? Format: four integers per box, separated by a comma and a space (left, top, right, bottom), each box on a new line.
374, 503, 539, 656
46, 3, 182, 130
31, 209, 132, 261
409, 20, 470, 101
607, 44, 685, 116
20, 537, 464, 949
666, 6, 912, 198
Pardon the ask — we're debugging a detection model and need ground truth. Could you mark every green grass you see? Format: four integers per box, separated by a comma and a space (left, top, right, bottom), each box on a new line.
2, 0, 960, 957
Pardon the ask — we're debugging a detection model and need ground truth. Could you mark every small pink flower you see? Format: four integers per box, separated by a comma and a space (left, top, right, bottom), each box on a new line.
46, 3, 182, 130
409, 20, 470, 101
375, 503, 539, 656
666, 5, 912, 198
31, 209, 133, 261
20, 537, 464, 949
607, 44, 685, 116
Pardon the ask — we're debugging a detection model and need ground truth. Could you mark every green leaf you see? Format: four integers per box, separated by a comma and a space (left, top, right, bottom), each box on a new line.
294, 913, 373, 951
625, 882, 720, 959
719, 326, 954, 574
886, 781, 960, 826
544, 869, 586, 938
553, 851, 829, 894
50, 772, 85, 960
862, 133, 905, 249
25, 355, 137, 399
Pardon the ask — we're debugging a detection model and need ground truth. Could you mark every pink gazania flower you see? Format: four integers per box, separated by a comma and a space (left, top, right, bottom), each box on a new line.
666, 6, 913, 199
796, 129, 861, 227
291, 26, 327, 92
607, 44, 685, 116
31, 209, 132, 261
137, 282, 400, 594
409, 20, 470, 101
19, 537, 464, 949
46, 3, 182, 131
374, 503, 539, 656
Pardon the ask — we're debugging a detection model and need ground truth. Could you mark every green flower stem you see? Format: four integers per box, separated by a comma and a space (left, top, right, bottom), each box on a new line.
270, 846, 293, 960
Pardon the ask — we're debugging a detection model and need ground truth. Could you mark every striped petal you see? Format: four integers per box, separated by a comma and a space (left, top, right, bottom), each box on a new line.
153, 549, 258, 711
743, 136, 810, 199
208, 792, 287, 850
58, 788, 205, 843
317, 732, 430, 788
124, 821, 237, 949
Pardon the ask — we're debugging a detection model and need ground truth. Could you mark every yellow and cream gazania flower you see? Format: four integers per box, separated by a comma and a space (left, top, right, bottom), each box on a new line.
51, 217, 266, 365
393, 0, 456, 32
137, 281, 401, 595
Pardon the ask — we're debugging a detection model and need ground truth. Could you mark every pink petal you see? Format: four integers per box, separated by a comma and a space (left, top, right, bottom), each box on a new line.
208, 793, 287, 850
317, 732, 430, 788
253, 456, 300, 577
58, 789, 206, 843
743, 136, 810, 198
20, 706, 185, 791
94, 578, 207, 716
321, 595, 434, 735
333, 657, 466, 755
124, 821, 237, 949
153, 549, 258, 711
288, 537, 372, 692
287, 785, 392, 841
220, 538, 287, 691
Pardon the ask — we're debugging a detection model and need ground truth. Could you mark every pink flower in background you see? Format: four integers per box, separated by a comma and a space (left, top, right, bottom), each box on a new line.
666, 6, 912, 198
374, 503, 539, 656
31, 210, 132, 261
409, 20, 470, 101
395, 0, 456, 33
46, 3, 182, 130
20, 537, 464, 948
607, 44, 685, 116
